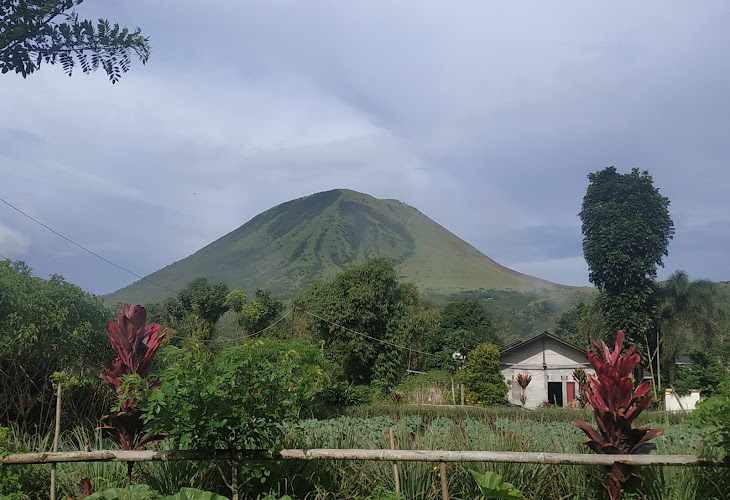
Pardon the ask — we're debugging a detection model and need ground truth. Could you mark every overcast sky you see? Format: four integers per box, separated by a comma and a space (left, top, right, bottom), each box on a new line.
2, 1, 729, 296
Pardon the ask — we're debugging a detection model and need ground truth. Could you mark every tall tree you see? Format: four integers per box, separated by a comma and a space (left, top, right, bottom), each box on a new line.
657, 270, 719, 384
1, 0, 150, 82
579, 167, 674, 344
294, 258, 428, 387
427, 300, 501, 371
227, 288, 284, 336
164, 278, 230, 341
462, 342, 508, 406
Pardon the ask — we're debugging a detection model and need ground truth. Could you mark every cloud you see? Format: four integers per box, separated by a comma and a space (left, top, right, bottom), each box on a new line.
0, 223, 31, 257
1, 0, 729, 293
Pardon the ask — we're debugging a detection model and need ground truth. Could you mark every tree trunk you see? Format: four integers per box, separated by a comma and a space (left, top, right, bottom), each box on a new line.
230, 460, 239, 500
126, 461, 133, 486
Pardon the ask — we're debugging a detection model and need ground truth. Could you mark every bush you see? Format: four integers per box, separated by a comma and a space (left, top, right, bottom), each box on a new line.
692, 380, 730, 458
461, 343, 508, 406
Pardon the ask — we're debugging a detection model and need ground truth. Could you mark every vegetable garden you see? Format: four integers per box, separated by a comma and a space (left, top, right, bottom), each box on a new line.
2, 304, 729, 500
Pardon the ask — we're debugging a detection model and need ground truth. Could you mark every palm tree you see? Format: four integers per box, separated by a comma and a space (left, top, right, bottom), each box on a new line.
656, 270, 719, 386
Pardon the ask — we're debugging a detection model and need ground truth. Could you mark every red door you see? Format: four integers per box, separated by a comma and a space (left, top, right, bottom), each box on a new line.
566, 382, 575, 405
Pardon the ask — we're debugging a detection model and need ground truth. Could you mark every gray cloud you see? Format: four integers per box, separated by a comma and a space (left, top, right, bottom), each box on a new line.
0, 222, 30, 257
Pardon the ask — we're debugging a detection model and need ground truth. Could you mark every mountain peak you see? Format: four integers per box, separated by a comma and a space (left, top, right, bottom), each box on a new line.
106, 190, 561, 304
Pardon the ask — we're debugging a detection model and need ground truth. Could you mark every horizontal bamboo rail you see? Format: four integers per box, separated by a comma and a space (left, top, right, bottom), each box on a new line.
1, 449, 727, 467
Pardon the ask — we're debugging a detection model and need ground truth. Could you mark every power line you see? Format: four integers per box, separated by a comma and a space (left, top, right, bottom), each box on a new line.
1, 197, 438, 359
165, 306, 437, 360
295, 306, 438, 358
0, 196, 176, 294
166, 308, 294, 344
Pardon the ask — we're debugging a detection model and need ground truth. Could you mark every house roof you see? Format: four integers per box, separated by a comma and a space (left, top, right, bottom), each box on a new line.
499, 331, 588, 358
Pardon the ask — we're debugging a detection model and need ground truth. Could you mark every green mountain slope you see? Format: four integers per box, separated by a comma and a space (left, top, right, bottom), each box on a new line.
105, 189, 568, 305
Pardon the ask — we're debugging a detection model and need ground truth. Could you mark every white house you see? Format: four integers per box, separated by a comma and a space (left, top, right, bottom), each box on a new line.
500, 332, 594, 409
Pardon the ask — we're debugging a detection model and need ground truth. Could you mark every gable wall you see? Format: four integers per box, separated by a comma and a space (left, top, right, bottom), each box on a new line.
500, 336, 593, 408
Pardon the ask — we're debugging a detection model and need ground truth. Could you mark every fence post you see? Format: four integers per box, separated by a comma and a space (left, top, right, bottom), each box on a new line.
50, 382, 62, 500
439, 448, 449, 500
389, 427, 400, 494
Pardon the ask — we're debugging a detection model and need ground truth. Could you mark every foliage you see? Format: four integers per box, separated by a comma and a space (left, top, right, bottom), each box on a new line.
141, 338, 332, 498
553, 302, 587, 346
82, 485, 229, 499
98, 304, 168, 485
691, 380, 730, 459
395, 370, 455, 404
572, 330, 663, 500
0, 427, 23, 499
656, 270, 720, 382
226, 288, 283, 335
101, 305, 168, 402
145, 339, 331, 450
427, 300, 501, 371
516, 373, 531, 408
470, 469, 526, 499
0, 0, 150, 82
462, 343, 508, 406
84, 484, 158, 499
284, 412, 720, 500
294, 258, 434, 386
162, 488, 229, 500
167, 278, 230, 326
572, 368, 590, 408
579, 167, 674, 343
0, 259, 111, 430
163, 278, 230, 341
673, 350, 730, 397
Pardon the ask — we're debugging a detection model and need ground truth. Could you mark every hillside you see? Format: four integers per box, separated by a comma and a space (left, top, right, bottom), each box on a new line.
106, 189, 569, 305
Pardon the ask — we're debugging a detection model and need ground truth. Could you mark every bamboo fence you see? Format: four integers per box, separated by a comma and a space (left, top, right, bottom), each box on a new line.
2, 448, 728, 467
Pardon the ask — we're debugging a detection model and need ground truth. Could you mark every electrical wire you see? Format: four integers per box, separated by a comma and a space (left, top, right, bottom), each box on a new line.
295, 306, 438, 358
0, 196, 177, 294
1, 197, 437, 359
165, 308, 294, 344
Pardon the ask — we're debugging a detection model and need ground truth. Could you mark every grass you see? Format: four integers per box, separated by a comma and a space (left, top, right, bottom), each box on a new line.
2, 407, 725, 500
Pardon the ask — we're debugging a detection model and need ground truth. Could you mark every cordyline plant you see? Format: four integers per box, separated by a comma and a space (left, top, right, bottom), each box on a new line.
98, 304, 168, 485
516, 373, 532, 407
571, 330, 663, 500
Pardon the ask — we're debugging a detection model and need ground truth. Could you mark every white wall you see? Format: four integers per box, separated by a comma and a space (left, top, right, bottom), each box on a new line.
665, 389, 701, 412
501, 336, 593, 409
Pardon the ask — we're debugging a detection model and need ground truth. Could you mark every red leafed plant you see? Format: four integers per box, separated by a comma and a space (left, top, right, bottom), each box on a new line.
516, 373, 532, 407
571, 330, 663, 500
98, 304, 168, 484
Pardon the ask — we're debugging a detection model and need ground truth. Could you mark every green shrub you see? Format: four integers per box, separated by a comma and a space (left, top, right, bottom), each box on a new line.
0, 427, 22, 499
692, 380, 730, 458
462, 343, 508, 406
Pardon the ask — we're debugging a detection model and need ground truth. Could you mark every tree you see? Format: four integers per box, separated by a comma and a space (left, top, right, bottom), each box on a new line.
579, 167, 674, 343
656, 270, 720, 384
1, 0, 150, 82
227, 288, 284, 336
461, 342, 508, 406
426, 300, 501, 371
164, 278, 230, 341
294, 258, 433, 388
553, 302, 585, 343
0, 259, 111, 430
